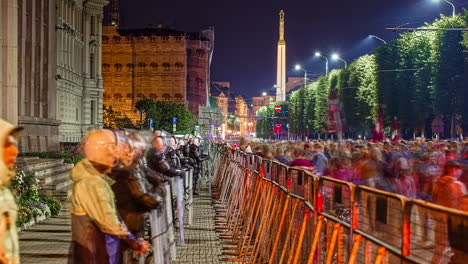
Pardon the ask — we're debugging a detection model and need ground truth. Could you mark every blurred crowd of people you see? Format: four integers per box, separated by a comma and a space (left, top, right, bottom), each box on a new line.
236, 137, 468, 212
0, 117, 207, 264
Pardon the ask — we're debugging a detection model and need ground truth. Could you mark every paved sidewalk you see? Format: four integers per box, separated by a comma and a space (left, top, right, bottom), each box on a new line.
19, 211, 71, 264
172, 187, 224, 264
19, 186, 225, 263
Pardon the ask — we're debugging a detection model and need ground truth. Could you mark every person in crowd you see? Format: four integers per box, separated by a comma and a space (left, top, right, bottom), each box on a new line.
311, 143, 328, 176
0, 119, 22, 264
69, 129, 148, 264
261, 145, 274, 159
290, 148, 313, 169
396, 157, 416, 199
432, 160, 467, 264
273, 147, 289, 165
330, 151, 355, 183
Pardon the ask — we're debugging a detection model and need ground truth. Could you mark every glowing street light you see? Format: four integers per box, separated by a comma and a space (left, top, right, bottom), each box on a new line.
433, 0, 456, 17
369, 34, 387, 44
294, 64, 308, 88
262, 92, 267, 96
314, 52, 329, 76
331, 53, 347, 68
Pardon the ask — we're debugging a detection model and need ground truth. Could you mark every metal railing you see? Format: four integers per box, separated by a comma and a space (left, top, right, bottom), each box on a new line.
210, 143, 468, 264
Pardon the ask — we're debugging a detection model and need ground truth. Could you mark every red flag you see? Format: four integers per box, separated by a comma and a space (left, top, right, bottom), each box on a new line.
373, 107, 385, 142
327, 90, 343, 140
391, 116, 400, 142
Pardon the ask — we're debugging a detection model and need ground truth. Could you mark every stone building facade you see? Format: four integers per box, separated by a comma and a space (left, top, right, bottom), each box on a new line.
16, 0, 60, 152
1, 0, 19, 125
56, 0, 108, 143
102, 25, 214, 120
1, 0, 109, 152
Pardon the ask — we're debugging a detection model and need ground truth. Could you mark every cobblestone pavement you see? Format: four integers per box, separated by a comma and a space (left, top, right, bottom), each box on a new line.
172, 187, 224, 264
18, 185, 227, 264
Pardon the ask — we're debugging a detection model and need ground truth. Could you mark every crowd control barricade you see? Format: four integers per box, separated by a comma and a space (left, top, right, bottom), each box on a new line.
317, 177, 355, 264
405, 200, 468, 264
288, 167, 317, 205
270, 160, 288, 187
212, 145, 468, 264
353, 185, 409, 263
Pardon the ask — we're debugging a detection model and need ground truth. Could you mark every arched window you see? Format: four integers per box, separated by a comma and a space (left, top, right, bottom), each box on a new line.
174, 93, 183, 101
138, 62, 146, 68
126, 93, 133, 99
174, 62, 184, 69
149, 93, 158, 100
162, 62, 171, 69
150, 62, 158, 69
196, 49, 206, 56
102, 63, 110, 71
102, 35, 109, 44
162, 93, 171, 101
112, 36, 121, 43
126, 63, 135, 70
114, 63, 122, 71
137, 93, 145, 99
114, 93, 122, 100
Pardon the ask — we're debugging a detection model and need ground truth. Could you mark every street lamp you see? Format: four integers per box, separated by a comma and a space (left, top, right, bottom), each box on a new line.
369, 34, 387, 44
433, 0, 456, 17
331, 53, 347, 68
314, 52, 329, 76
295, 64, 308, 88
262, 91, 267, 105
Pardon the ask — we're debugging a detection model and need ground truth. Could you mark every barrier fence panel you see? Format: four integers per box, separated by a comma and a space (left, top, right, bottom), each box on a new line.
406, 200, 468, 264
270, 160, 288, 187
211, 145, 468, 264
354, 186, 408, 263
288, 167, 317, 206
317, 177, 355, 264
261, 158, 273, 180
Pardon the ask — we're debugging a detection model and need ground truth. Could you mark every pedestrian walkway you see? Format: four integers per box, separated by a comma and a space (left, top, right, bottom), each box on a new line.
19, 211, 71, 264
19, 185, 227, 263
172, 186, 225, 264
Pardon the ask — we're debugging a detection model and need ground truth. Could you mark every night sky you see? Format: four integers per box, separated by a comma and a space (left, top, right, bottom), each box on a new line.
119, 0, 467, 98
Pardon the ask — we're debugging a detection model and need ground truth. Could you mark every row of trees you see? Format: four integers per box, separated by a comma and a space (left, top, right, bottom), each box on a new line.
257, 13, 468, 139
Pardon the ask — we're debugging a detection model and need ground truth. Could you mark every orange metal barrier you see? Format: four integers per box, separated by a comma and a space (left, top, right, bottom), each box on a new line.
211, 149, 467, 264
405, 200, 468, 264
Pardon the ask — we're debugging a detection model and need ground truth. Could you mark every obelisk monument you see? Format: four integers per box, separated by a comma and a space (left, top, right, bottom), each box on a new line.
276, 10, 286, 102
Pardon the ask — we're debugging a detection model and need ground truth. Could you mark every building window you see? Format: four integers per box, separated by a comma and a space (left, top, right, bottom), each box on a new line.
114, 93, 122, 100
90, 53, 95, 78
127, 93, 133, 99
102, 35, 109, 44
196, 49, 206, 56
76, 108, 79, 122
90, 16, 96, 36
150, 62, 158, 70
138, 62, 146, 68
149, 93, 158, 100
162, 62, 171, 70
175, 62, 184, 69
137, 93, 145, 100
114, 63, 123, 71
90, 100, 96, 124
113, 36, 121, 43
126, 63, 135, 70
102, 63, 110, 71
174, 93, 183, 101
162, 93, 171, 101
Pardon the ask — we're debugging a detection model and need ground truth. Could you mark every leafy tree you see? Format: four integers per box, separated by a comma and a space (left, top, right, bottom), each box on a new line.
102, 105, 136, 129
145, 101, 195, 134
134, 98, 156, 126
313, 76, 329, 134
